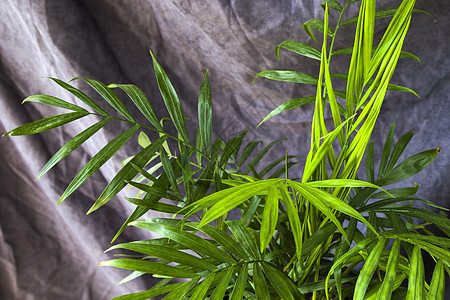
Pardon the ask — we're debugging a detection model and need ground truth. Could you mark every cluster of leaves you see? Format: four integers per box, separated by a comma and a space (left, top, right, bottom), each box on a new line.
4, 0, 449, 299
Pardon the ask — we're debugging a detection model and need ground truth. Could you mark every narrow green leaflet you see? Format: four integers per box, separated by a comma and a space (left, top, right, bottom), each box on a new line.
150, 51, 189, 144
23, 95, 88, 113
58, 124, 140, 205
108, 84, 163, 131
88, 134, 168, 213
36, 117, 112, 180
125, 198, 182, 213
130, 221, 236, 265
160, 148, 180, 196
106, 243, 217, 271
238, 140, 262, 167
253, 262, 270, 300
4, 111, 88, 136
198, 69, 212, 155
244, 139, 286, 174
190, 273, 215, 300
278, 183, 303, 265
378, 123, 396, 180
332, 46, 421, 64
229, 264, 248, 300
258, 96, 315, 127
260, 185, 279, 252
376, 148, 440, 186
377, 239, 400, 298
186, 223, 249, 260
254, 70, 318, 85
321, 0, 343, 12
209, 267, 234, 300
275, 40, 321, 61
406, 246, 425, 299
383, 131, 415, 175
99, 259, 198, 278
340, 7, 433, 27
302, 19, 334, 42
261, 261, 303, 300
227, 220, 260, 259
112, 282, 184, 300
428, 260, 445, 300
49, 77, 108, 115
76, 78, 136, 122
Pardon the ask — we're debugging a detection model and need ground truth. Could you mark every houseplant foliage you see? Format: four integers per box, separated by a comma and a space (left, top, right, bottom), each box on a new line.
3, 0, 449, 299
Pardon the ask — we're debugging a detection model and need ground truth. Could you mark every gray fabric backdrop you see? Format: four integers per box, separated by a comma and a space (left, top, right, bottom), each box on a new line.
0, 0, 448, 299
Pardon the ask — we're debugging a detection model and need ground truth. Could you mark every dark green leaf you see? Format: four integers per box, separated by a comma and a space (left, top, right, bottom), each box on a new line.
238, 140, 262, 167
99, 259, 198, 278
198, 69, 212, 155
261, 262, 304, 300
276, 40, 321, 60
321, 0, 343, 12
302, 19, 334, 42
253, 262, 270, 300
254, 70, 318, 85
258, 96, 315, 126
160, 148, 180, 196
245, 139, 286, 174
88, 134, 168, 213
226, 220, 260, 259
76, 78, 136, 122
58, 124, 140, 205
340, 8, 434, 27
377, 239, 400, 298
378, 123, 396, 180
112, 282, 184, 300
4, 111, 88, 136
109, 84, 163, 131
23, 95, 88, 113
49, 77, 108, 115
186, 223, 249, 260
150, 51, 189, 144
406, 246, 424, 299
36, 118, 111, 180
130, 221, 236, 265
260, 185, 279, 252
209, 267, 234, 300
107, 243, 217, 271
229, 264, 248, 300
428, 260, 445, 300
376, 148, 440, 186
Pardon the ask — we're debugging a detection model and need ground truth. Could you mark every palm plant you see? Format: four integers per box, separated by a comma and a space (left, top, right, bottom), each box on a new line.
3, 0, 449, 299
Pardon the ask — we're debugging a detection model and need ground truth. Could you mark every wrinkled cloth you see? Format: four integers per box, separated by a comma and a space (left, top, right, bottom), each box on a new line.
0, 0, 448, 299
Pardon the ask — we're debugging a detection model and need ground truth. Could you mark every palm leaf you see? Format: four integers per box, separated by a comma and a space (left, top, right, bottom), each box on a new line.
3, 111, 88, 136
58, 124, 140, 204
36, 117, 111, 180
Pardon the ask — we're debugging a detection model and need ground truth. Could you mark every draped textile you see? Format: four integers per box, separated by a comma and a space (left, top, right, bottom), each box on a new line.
0, 0, 448, 299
